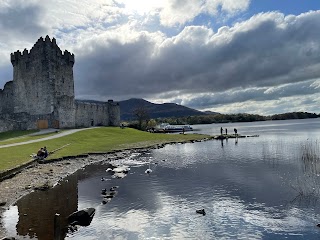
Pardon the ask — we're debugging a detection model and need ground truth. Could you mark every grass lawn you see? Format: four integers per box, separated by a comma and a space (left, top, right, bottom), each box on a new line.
0, 130, 38, 142
0, 130, 65, 146
0, 127, 210, 172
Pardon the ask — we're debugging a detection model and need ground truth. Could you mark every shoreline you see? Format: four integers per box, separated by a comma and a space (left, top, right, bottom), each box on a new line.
0, 138, 210, 238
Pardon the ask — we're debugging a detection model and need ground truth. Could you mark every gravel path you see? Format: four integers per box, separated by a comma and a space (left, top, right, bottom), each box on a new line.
0, 127, 99, 149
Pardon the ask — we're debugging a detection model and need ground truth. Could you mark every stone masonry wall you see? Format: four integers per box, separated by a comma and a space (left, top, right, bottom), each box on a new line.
107, 100, 120, 126
0, 113, 55, 132
56, 96, 75, 128
0, 117, 15, 132
75, 101, 109, 128
0, 81, 14, 114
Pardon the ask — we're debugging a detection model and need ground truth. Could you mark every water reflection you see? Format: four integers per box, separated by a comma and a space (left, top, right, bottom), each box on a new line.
4, 173, 78, 239
2, 119, 320, 239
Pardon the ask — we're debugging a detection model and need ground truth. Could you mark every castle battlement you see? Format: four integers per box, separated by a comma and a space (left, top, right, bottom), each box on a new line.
11, 36, 75, 66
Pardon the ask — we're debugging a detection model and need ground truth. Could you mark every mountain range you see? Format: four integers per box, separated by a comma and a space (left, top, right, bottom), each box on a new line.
118, 98, 213, 121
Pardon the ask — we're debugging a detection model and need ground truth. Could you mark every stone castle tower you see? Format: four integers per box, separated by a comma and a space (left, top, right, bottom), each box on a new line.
11, 36, 75, 128
0, 36, 120, 132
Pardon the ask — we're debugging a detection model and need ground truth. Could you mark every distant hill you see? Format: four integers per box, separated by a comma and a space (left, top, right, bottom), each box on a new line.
119, 98, 207, 120
204, 110, 219, 115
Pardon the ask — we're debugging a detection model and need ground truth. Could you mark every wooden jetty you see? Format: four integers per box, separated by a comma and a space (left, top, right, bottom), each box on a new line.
213, 134, 259, 140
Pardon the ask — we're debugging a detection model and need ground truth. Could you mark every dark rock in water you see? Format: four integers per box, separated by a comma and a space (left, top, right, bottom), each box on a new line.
0, 201, 6, 207
68, 208, 95, 226
317, 224, 320, 227
196, 209, 206, 216
67, 225, 78, 233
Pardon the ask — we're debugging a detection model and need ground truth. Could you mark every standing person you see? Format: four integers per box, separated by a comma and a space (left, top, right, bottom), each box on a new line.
220, 127, 223, 135
225, 128, 228, 135
234, 128, 238, 136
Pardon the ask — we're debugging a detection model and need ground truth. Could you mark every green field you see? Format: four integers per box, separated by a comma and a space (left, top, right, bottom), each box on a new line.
0, 127, 209, 172
0, 130, 38, 142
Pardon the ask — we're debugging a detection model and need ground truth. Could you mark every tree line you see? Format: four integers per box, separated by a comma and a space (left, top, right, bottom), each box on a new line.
127, 109, 319, 130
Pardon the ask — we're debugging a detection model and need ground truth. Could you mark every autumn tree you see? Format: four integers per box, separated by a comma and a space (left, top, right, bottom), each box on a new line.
133, 105, 150, 130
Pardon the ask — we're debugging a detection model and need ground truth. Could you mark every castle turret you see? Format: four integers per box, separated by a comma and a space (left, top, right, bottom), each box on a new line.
108, 100, 120, 126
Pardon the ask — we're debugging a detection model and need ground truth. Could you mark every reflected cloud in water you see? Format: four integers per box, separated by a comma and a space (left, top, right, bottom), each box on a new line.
2, 119, 320, 239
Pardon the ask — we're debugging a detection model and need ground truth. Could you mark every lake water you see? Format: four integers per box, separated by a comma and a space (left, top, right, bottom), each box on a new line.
2, 118, 320, 239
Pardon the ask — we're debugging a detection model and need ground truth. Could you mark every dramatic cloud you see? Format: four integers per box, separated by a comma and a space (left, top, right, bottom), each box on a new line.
73, 11, 320, 104
0, 1, 48, 68
0, 1, 46, 38
159, 0, 250, 26
0, 0, 319, 114
178, 80, 320, 108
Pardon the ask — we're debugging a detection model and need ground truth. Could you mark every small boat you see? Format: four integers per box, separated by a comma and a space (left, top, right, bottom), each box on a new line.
152, 123, 193, 133
163, 124, 193, 133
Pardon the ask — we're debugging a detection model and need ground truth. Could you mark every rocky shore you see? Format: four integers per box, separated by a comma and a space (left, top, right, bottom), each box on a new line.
0, 147, 154, 239
0, 139, 209, 239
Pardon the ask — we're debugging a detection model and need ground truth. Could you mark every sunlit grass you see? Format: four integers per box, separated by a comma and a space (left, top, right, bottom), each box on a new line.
0, 127, 209, 172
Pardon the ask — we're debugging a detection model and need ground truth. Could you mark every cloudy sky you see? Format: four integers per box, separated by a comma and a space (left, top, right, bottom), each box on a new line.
0, 0, 319, 115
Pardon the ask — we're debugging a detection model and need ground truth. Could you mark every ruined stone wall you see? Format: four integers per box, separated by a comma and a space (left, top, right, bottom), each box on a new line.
75, 101, 109, 128
0, 81, 14, 114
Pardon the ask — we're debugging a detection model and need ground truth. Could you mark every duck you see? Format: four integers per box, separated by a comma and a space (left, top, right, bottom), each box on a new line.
110, 186, 119, 191
196, 209, 206, 216
101, 188, 107, 195
145, 162, 153, 174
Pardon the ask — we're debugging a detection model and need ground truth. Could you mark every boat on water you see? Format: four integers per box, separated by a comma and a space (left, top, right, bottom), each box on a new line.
156, 123, 193, 133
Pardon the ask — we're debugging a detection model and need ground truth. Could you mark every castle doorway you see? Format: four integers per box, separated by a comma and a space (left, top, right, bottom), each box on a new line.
37, 120, 48, 129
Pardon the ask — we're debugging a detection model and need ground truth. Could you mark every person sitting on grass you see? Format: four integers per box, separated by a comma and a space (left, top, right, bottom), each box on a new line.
37, 147, 45, 159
